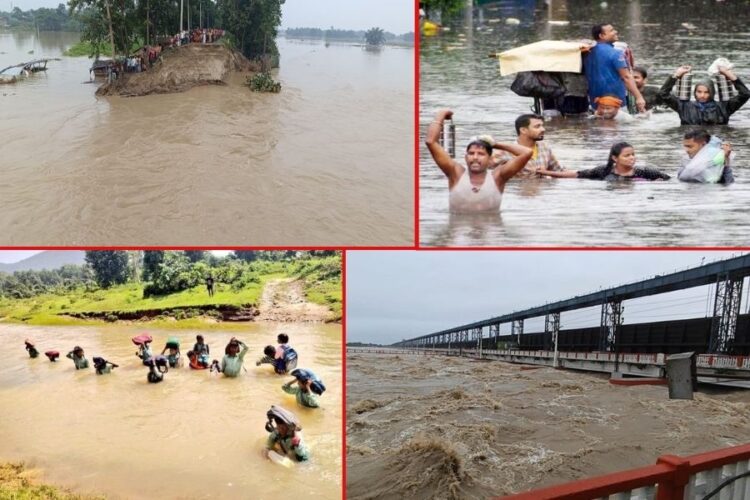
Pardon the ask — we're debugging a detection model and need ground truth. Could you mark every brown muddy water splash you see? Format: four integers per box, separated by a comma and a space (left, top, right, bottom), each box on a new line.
0, 323, 342, 499
0, 33, 413, 245
346, 353, 750, 499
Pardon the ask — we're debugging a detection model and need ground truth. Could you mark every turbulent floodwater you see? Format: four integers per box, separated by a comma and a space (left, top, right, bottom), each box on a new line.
0, 32, 413, 245
0, 323, 342, 499
420, 0, 750, 246
346, 352, 750, 499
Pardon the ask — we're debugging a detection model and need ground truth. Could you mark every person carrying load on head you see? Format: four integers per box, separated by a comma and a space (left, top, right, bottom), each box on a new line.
145, 355, 169, 383
160, 337, 182, 368
215, 337, 248, 377
66, 346, 89, 370
93, 357, 119, 375
585, 23, 646, 114
283, 369, 325, 408
132, 334, 153, 363
678, 129, 734, 185
264, 405, 310, 463
193, 335, 210, 366
257, 342, 298, 375
24, 339, 39, 358
658, 65, 750, 125
426, 109, 533, 213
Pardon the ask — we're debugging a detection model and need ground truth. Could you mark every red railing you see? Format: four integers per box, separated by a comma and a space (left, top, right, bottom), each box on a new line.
502, 443, 750, 500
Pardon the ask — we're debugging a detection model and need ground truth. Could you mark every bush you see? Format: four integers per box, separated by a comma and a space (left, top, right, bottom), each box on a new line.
246, 72, 281, 93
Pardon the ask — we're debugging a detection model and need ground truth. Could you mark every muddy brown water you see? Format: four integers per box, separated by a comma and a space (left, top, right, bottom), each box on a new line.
0, 32, 413, 245
0, 323, 342, 499
420, 0, 750, 246
346, 352, 750, 499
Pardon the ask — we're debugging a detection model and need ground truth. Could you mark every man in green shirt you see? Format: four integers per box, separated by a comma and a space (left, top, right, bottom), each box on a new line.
264, 405, 310, 462
282, 368, 325, 408
66, 346, 89, 370
219, 338, 248, 377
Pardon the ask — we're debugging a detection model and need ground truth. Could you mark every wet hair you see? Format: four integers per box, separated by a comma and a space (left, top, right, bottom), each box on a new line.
592, 23, 611, 41
264, 345, 276, 358
683, 129, 711, 144
225, 340, 239, 355
196, 335, 204, 341
606, 142, 634, 170
633, 66, 647, 79
277, 333, 289, 344
465, 140, 492, 155
514, 114, 543, 135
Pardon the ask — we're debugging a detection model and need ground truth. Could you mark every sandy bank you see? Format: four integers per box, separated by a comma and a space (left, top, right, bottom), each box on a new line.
97, 44, 256, 97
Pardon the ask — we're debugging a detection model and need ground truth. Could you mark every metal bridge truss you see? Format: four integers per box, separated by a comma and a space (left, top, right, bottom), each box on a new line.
709, 274, 744, 353
599, 301, 623, 352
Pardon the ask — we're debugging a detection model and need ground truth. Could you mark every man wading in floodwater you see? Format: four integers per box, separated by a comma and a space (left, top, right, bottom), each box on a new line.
426, 109, 533, 213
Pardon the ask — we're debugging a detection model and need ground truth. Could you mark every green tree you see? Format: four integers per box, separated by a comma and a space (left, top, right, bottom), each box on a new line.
85, 250, 129, 288
142, 250, 165, 281
423, 0, 465, 20
234, 250, 258, 262
364, 27, 385, 47
216, 0, 284, 63
184, 250, 206, 263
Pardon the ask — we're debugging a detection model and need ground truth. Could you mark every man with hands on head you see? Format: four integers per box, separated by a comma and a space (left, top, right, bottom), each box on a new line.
425, 109, 533, 213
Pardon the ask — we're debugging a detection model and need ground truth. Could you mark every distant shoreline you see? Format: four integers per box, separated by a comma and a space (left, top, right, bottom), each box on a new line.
281, 34, 413, 48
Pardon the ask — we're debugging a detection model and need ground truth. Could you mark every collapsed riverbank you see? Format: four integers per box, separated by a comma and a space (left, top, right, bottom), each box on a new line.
96, 43, 258, 97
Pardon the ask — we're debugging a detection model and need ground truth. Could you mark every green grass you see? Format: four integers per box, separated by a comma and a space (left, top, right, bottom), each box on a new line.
0, 278, 271, 325
0, 462, 102, 499
306, 279, 342, 321
63, 40, 112, 57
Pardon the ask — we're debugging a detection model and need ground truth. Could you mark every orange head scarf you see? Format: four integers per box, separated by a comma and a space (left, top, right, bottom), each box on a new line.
595, 95, 623, 108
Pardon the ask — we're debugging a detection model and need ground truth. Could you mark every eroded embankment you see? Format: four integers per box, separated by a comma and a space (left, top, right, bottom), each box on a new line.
346, 353, 750, 499
97, 44, 257, 97
61, 303, 258, 322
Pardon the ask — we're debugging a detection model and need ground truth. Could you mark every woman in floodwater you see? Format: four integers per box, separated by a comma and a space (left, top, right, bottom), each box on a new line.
538, 142, 670, 181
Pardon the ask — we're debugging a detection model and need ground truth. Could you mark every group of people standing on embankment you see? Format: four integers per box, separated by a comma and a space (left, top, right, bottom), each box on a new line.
426, 21, 749, 213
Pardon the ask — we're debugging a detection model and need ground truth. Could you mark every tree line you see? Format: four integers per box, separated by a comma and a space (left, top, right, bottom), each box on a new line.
65, 0, 283, 61
0, 250, 339, 300
1, 4, 81, 31
285, 27, 414, 44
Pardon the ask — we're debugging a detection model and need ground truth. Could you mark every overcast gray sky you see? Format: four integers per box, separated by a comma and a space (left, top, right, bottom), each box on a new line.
11, 0, 413, 34
0, 250, 232, 264
347, 251, 750, 345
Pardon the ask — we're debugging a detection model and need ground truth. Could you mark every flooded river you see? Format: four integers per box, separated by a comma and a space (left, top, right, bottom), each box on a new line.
420, 0, 750, 246
0, 323, 342, 499
347, 351, 750, 499
0, 32, 413, 246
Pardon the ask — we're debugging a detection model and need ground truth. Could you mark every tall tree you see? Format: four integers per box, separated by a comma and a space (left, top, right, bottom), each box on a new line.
234, 250, 257, 262
142, 250, 165, 281
184, 250, 206, 263
364, 27, 385, 47
216, 0, 284, 62
84, 250, 129, 288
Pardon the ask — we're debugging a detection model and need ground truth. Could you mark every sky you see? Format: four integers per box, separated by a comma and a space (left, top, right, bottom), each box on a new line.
0, 250, 232, 263
12, 0, 414, 34
346, 251, 750, 345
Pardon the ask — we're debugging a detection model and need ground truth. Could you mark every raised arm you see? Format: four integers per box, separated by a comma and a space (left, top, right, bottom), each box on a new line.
425, 109, 463, 187
720, 67, 750, 115
659, 66, 690, 111
492, 142, 532, 183
618, 68, 646, 113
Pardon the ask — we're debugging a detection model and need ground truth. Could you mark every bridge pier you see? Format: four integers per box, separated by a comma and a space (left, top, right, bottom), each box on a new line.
709, 274, 743, 353
512, 319, 524, 345
599, 300, 623, 353
545, 312, 561, 367
490, 323, 500, 349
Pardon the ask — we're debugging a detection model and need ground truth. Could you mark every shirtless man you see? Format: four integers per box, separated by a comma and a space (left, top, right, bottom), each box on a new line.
425, 109, 532, 213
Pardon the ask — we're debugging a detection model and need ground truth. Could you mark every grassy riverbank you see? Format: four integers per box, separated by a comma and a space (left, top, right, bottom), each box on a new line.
0, 255, 341, 326
0, 462, 101, 499
62, 40, 112, 57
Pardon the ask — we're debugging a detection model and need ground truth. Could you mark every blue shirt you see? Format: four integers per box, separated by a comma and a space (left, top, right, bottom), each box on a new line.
584, 42, 627, 108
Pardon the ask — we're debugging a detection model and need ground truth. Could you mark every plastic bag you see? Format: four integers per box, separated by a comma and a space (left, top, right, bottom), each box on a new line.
510, 71, 565, 98
678, 136, 731, 183
708, 57, 734, 75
